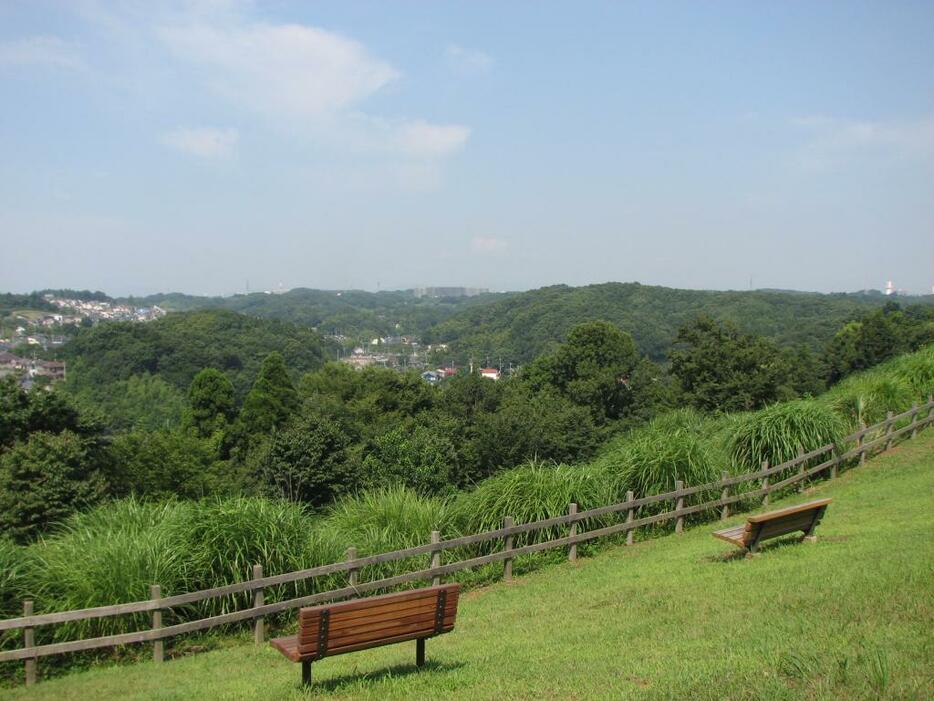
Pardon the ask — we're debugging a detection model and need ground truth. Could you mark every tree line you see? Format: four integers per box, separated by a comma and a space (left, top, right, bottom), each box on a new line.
0, 301, 930, 543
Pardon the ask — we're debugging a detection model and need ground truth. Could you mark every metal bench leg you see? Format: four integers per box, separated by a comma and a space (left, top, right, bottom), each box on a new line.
416, 638, 426, 668
302, 660, 312, 686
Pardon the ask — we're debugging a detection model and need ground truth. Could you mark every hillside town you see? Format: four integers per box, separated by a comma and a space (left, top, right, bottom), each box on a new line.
0, 294, 165, 389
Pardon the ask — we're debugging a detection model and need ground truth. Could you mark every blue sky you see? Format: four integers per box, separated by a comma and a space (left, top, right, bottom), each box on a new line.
1, 1, 932, 296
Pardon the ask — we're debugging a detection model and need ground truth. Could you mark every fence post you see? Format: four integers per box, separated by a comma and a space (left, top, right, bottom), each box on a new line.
761, 461, 770, 506
345, 547, 359, 589
150, 585, 163, 664
252, 564, 264, 644
23, 600, 36, 686
885, 411, 895, 451
910, 403, 919, 439
830, 443, 839, 479
857, 420, 866, 467
797, 445, 805, 479
625, 491, 635, 545
674, 481, 684, 534
568, 503, 578, 562
503, 517, 514, 582
430, 532, 441, 587
720, 472, 729, 521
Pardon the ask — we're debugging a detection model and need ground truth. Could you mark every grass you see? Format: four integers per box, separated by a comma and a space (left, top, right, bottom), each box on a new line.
6, 429, 932, 700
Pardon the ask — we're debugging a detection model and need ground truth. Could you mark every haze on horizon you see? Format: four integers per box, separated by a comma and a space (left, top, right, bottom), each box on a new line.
1, 1, 932, 298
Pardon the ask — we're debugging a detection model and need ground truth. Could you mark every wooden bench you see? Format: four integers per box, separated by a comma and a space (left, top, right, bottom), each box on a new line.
270, 584, 460, 686
712, 498, 832, 555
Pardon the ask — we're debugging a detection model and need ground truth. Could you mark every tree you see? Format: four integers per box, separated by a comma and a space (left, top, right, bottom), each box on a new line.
250, 413, 356, 505
239, 352, 300, 435
0, 377, 90, 448
0, 431, 107, 542
187, 368, 236, 437
107, 429, 224, 499
361, 425, 456, 495
524, 321, 643, 424
668, 316, 791, 412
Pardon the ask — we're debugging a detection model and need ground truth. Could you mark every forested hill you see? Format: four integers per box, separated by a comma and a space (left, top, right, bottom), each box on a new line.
133, 288, 502, 340
56, 310, 333, 429
422, 283, 934, 363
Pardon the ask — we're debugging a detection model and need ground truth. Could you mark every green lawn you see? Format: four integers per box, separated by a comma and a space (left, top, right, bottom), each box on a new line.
7, 434, 934, 700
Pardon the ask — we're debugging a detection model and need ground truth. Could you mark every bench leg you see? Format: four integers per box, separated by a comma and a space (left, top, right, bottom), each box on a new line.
416, 638, 426, 668
302, 660, 312, 686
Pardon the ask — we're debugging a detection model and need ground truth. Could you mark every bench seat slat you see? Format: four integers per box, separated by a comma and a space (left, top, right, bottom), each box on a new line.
712, 499, 831, 552
746, 498, 831, 524
273, 584, 460, 671
300, 605, 457, 643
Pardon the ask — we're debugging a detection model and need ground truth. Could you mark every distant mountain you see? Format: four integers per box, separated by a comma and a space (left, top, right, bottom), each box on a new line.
421, 283, 934, 364
58, 309, 334, 400
130, 288, 505, 342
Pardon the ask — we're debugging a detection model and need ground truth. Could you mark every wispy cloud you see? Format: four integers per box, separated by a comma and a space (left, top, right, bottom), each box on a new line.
470, 236, 508, 254
161, 127, 239, 158
153, 15, 470, 162
792, 114, 934, 171
395, 120, 470, 158
158, 22, 399, 119
0, 36, 86, 71
445, 44, 493, 75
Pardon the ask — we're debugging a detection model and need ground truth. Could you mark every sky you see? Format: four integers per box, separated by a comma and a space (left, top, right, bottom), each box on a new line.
1, 1, 932, 297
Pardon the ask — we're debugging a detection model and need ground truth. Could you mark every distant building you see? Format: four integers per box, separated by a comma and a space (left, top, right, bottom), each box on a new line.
480, 368, 501, 381
421, 370, 441, 385
414, 287, 489, 299
436, 367, 458, 378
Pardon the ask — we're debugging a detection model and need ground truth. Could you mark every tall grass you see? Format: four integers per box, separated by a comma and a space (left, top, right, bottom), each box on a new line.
0, 538, 29, 620
821, 344, 934, 428
167, 497, 334, 615
320, 487, 456, 582
452, 459, 612, 546
593, 409, 729, 506
729, 400, 846, 473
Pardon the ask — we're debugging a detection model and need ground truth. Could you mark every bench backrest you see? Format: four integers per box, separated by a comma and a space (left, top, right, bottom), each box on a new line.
295, 584, 460, 661
744, 498, 832, 545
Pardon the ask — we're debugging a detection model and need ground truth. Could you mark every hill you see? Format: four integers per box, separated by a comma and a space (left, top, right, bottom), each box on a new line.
7, 429, 932, 700
56, 310, 333, 427
132, 289, 503, 342
423, 283, 934, 363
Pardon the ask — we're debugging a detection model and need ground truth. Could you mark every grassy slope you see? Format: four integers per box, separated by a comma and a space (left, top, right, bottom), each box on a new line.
8, 434, 933, 701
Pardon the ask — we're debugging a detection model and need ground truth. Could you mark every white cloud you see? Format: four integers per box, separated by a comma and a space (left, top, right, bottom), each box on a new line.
158, 22, 399, 119
0, 36, 85, 71
792, 114, 934, 170
395, 120, 470, 158
445, 44, 493, 75
162, 127, 239, 158
470, 237, 508, 254
154, 16, 470, 163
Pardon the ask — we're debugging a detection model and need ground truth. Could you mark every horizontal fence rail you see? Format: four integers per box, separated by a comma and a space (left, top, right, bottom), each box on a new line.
2, 396, 932, 682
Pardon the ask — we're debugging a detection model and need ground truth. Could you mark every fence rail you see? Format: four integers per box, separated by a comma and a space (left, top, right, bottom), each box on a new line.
2, 396, 932, 682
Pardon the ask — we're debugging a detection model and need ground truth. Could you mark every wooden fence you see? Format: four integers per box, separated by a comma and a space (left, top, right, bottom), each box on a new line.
2, 396, 932, 685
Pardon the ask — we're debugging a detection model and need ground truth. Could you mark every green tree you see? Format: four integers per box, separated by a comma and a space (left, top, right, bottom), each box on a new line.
524, 321, 643, 424
186, 368, 236, 437
669, 316, 791, 412
107, 429, 225, 499
361, 425, 456, 495
0, 431, 108, 542
250, 413, 356, 505
239, 352, 300, 435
